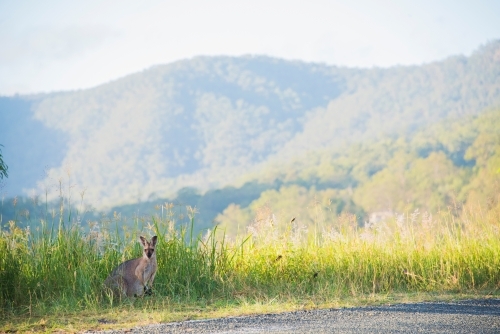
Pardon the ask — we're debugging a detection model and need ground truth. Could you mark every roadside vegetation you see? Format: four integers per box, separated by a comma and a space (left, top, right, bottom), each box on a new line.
1, 196, 499, 332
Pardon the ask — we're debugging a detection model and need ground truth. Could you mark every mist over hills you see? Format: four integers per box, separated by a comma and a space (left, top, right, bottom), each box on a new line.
1, 41, 500, 213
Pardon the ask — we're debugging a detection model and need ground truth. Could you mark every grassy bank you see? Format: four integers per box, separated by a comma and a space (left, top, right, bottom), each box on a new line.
1, 203, 499, 332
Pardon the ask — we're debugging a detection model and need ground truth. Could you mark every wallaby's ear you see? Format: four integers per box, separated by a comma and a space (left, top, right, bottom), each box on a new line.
151, 236, 158, 246
139, 236, 147, 246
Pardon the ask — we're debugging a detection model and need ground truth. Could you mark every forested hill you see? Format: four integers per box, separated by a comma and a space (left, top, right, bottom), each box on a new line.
216, 107, 500, 237
1, 40, 500, 212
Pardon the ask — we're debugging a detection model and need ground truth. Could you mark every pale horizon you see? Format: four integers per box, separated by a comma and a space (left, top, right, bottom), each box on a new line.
1, 0, 499, 96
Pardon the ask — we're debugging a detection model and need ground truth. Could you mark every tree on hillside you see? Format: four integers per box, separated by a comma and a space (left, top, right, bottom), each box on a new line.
0, 144, 8, 179
462, 127, 500, 211
353, 151, 465, 214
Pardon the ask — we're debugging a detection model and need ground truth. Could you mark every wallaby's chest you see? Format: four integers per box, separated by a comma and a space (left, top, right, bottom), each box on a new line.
143, 258, 156, 277
135, 256, 157, 282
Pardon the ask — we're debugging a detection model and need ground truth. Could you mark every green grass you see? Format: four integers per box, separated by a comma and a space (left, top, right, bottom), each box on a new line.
1, 202, 500, 332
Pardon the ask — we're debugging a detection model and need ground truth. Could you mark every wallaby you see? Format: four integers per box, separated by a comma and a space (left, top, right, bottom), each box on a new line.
104, 235, 158, 298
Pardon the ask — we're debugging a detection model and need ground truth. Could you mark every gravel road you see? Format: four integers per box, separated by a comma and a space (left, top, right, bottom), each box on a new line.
92, 299, 500, 333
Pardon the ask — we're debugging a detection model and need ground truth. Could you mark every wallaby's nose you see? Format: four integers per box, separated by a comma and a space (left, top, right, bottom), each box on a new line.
146, 249, 154, 258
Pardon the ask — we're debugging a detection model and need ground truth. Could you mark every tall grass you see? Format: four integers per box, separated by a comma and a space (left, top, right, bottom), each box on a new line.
1, 198, 500, 321
228, 205, 500, 300
0, 202, 232, 317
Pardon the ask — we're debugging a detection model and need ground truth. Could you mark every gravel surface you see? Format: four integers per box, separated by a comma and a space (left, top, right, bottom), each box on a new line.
89, 299, 500, 333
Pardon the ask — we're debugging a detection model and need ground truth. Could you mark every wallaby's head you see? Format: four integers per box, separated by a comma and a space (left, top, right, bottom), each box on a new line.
140, 235, 158, 259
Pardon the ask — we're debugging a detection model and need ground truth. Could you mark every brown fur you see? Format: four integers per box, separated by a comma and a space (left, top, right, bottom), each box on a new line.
104, 235, 158, 298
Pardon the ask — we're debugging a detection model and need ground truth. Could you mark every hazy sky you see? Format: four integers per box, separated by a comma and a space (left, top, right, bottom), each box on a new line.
1, 0, 499, 96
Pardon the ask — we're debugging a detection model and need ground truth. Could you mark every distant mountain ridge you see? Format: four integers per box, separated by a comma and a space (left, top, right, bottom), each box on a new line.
1, 41, 500, 209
